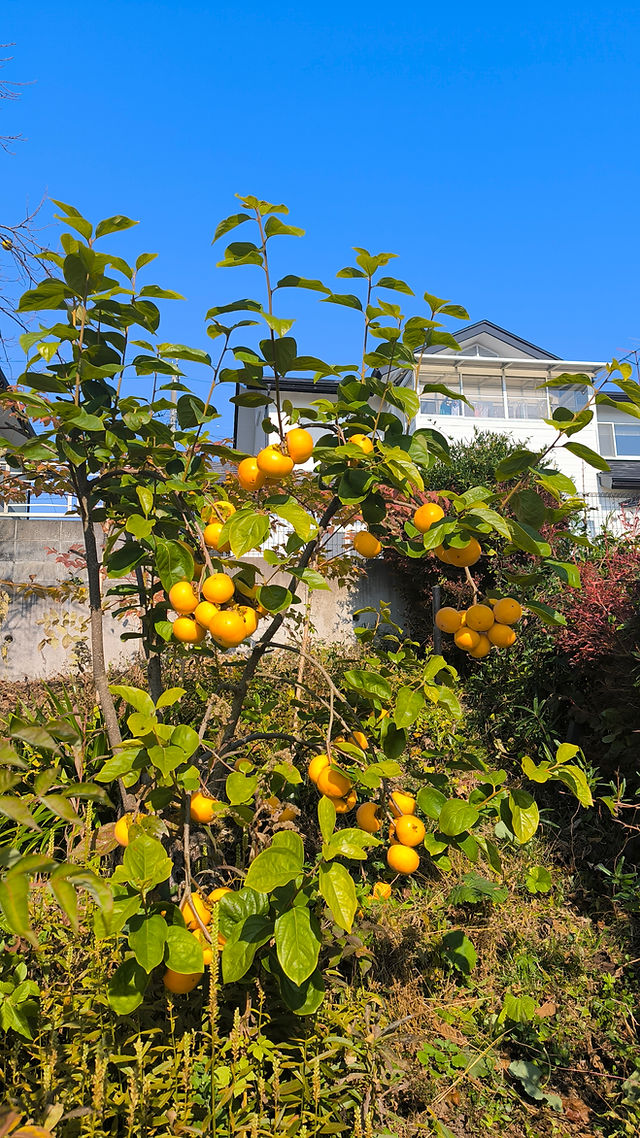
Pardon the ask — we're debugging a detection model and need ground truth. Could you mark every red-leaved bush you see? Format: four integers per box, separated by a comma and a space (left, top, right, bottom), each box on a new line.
555, 539, 640, 666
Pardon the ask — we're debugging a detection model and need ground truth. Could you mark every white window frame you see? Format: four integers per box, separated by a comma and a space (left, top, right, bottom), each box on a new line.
607, 422, 640, 459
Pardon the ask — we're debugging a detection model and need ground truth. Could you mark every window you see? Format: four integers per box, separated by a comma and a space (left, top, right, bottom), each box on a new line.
596, 422, 640, 457
614, 424, 640, 456
462, 375, 505, 418
505, 376, 548, 420
459, 343, 499, 357
420, 374, 463, 416
549, 386, 589, 414
598, 423, 615, 457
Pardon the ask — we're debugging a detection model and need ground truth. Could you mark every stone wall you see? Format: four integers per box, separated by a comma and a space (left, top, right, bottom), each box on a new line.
0, 518, 408, 681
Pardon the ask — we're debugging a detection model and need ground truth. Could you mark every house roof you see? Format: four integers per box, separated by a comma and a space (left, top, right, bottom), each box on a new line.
424, 319, 561, 360
599, 461, 640, 491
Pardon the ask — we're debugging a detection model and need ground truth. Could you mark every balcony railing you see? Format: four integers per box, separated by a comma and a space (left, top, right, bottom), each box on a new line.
1, 493, 79, 518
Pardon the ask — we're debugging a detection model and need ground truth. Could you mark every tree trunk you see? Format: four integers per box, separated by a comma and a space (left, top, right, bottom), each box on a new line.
147, 653, 163, 705
76, 474, 136, 813
221, 496, 341, 746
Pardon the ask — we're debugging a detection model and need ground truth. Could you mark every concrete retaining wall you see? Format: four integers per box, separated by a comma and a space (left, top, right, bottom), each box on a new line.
0, 518, 408, 680
0, 518, 139, 681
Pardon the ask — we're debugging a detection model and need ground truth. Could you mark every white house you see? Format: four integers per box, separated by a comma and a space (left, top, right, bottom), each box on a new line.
234, 320, 640, 532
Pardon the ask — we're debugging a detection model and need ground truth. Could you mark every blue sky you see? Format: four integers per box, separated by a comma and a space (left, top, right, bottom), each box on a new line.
2, 0, 639, 437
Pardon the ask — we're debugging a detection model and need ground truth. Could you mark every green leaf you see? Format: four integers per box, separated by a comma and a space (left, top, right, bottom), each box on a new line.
264, 216, 305, 238
95, 215, 139, 239
0, 873, 34, 942
336, 266, 367, 278
105, 543, 146, 578
170, 724, 199, 758
257, 584, 293, 614
107, 957, 148, 1015
522, 755, 551, 783
158, 343, 212, 365
225, 771, 258, 805
338, 467, 374, 505
441, 930, 477, 975
0, 743, 27, 769
155, 687, 186, 710
213, 212, 251, 242
448, 872, 507, 906
0, 797, 41, 831
40, 794, 81, 825
318, 861, 356, 932
94, 890, 142, 939
125, 514, 153, 539
94, 749, 140, 784
270, 498, 318, 542
323, 828, 379, 861
155, 539, 195, 592
563, 441, 610, 472
279, 968, 325, 1015
503, 992, 537, 1023
511, 489, 547, 528
321, 292, 363, 311
110, 685, 155, 717
276, 275, 329, 294
221, 914, 272, 982
507, 790, 539, 844
224, 510, 270, 557
318, 795, 336, 843
526, 600, 567, 627
138, 285, 185, 300
376, 276, 414, 295
525, 866, 552, 894
136, 252, 158, 270
508, 1059, 547, 1102
417, 785, 447, 820
545, 559, 581, 588
381, 721, 407, 761
122, 834, 172, 895
494, 449, 540, 480
556, 742, 580, 764
534, 469, 576, 497
244, 833, 304, 892
274, 906, 321, 985
508, 520, 551, 558
128, 913, 168, 972
9, 721, 60, 753
553, 765, 593, 807
394, 686, 425, 729
218, 888, 269, 938
230, 390, 271, 408
438, 800, 480, 837
344, 669, 392, 703
164, 925, 204, 974
18, 279, 73, 312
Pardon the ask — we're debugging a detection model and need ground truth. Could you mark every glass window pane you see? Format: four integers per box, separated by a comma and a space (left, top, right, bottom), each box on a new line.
419, 374, 463, 416
597, 423, 615, 457
505, 376, 548, 420
461, 375, 504, 418
614, 424, 640, 456
549, 386, 588, 414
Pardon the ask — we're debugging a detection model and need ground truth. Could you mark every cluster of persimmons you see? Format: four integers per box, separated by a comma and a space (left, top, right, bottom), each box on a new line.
144, 427, 528, 991
308, 744, 425, 879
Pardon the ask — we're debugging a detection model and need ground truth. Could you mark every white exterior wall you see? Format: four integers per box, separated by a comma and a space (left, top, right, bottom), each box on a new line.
417, 406, 602, 496
235, 389, 338, 460
236, 377, 604, 497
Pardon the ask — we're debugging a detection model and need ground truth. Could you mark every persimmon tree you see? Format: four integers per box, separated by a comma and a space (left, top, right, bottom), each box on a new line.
0, 194, 635, 1015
